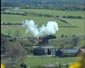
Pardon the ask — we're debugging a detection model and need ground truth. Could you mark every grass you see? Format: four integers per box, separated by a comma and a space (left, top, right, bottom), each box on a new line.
19, 9, 85, 18
1, 9, 85, 37
24, 56, 76, 67
1, 18, 84, 37
1, 21, 84, 37
57, 19, 85, 37
1, 9, 85, 67
1, 14, 70, 26
1, 26, 30, 37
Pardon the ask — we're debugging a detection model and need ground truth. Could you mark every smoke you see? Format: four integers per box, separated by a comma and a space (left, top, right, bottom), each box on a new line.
23, 20, 39, 37
23, 20, 59, 37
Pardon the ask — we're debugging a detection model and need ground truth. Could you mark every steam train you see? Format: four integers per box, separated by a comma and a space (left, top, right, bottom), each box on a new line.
37, 35, 56, 44
1, 34, 56, 44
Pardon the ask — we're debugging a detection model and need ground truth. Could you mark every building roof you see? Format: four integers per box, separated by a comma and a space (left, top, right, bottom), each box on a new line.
61, 48, 80, 54
80, 49, 85, 53
41, 46, 55, 49
33, 46, 55, 49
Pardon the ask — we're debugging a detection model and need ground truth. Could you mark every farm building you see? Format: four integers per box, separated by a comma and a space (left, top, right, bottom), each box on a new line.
60, 48, 81, 57
33, 46, 82, 57
33, 46, 56, 56
55, 48, 63, 57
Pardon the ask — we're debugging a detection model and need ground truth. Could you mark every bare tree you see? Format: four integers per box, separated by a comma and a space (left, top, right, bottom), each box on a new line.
5, 43, 26, 68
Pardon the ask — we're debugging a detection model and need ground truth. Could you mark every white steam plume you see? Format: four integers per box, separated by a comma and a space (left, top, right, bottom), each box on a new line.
23, 20, 59, 37
23, 20, 39, 37
40, 21, 59, 36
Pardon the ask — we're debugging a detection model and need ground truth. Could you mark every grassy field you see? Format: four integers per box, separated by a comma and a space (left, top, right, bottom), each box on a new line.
24, 56, 76, 67
1, 14, 71, 26
1, 18, 84, 37
57, 19, 85, 36
19, 9, 85, 18
1, 9, 85, 37
1, 8, 85, 67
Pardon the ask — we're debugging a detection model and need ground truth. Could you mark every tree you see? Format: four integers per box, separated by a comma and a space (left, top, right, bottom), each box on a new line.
65, 35, 68, 37
72, 36, 79, 47
61, 34, 64, 38
20, 63, 27, 68
4, 42, 26, 68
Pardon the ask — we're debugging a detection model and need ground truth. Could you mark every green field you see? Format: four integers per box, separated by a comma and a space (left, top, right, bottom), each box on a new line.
1, 9, 85, 37
24, 56, 76, 67
1, 8, 85, 67
19, 9, 85, 18
1, 55, 77, 67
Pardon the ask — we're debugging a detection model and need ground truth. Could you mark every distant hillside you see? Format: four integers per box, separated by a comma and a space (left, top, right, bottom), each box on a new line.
1, 0, 85, 10
1, 0, 85, 7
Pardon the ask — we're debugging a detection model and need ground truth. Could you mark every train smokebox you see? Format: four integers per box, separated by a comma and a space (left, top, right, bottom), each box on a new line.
45, 35, 56, 39
38, 35, 56, 44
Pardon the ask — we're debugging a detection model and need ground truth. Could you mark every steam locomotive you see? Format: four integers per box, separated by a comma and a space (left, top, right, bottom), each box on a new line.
37, 35, 56, 44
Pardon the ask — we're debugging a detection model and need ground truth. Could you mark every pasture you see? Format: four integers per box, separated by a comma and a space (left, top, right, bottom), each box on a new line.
1, 8, 85, 37
19, 9, 85, 18
24, 56, 76, 67
1, 8, 85, 67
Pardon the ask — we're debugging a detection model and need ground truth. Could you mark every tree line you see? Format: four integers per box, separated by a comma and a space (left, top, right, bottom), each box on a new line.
1, 0, 85, 11
1, 10, 83, 19
1, 33, 85, 68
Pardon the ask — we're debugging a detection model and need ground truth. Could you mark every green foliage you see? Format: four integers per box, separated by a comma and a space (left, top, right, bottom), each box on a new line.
49, 35, 85, 48
20, 40, 37, 47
